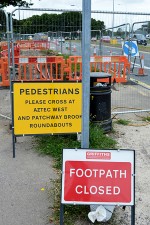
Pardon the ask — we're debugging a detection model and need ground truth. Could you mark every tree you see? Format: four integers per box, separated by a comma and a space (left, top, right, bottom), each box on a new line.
147, 22, 150, 34
116, 28, 123, 37
15, 12, 105, 36
0, 9, 6, 39
0, 0, 31, 8
91, 18, 105, 31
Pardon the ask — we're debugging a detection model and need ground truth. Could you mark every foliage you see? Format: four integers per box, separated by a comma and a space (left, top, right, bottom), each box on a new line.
36, 133, 81, 169
0, 0, 31, 8
147, 22, 150, 34
13, 12, 105, 35
1, 4, 105, 35
36, 124, 116, 169
0, 9, 6, 32
142, 116, 150, 122
116, 28, 123, 37
91, 18, 105, 31
115, 119, 130, 125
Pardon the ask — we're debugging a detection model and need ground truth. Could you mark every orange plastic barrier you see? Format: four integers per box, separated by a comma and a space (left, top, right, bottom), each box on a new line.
0, 42, 20, 57
0, 41, 8, 51
0, 56, 66, 87
0, 55, 130, 87
0, 58, 9, 87
13, 56, 65, 81
66, 56, 82, 81
66, 55, 130, 83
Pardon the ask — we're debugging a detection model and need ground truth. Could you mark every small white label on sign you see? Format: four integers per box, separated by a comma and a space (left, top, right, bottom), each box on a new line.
102, 57, 111, 62
19, 58, 28, 63
37, 58, 46, 63
90, 57, 95, 62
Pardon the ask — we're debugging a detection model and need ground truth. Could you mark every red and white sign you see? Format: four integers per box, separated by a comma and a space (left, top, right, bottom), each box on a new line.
61, 149, 135, 205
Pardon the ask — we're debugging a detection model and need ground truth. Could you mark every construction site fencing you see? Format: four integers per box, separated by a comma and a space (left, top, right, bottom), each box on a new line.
0, 55, 130, 85
0, 7, 149, 115
0, 58, 9, 87
66, 55, 130, 83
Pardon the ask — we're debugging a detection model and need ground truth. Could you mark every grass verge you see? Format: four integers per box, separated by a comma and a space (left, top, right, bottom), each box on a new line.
115, 119, 130, 125
102, 42, 150, 53
35, 124, 117, 225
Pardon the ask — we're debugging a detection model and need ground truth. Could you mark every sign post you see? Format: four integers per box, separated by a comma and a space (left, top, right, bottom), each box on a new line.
60, 149, 135, 224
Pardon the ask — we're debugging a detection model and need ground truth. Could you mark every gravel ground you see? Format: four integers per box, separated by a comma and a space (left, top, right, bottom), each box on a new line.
0, 88, 150, 225
111, 122, 150, 225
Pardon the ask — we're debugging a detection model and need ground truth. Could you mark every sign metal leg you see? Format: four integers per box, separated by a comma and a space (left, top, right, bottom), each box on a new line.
131, 205, 135, 225
12, 133, 15, 158
60, 203, 64, 225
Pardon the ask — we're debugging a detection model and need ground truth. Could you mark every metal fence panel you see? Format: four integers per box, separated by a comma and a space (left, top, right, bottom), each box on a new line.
7, 8, 150, 115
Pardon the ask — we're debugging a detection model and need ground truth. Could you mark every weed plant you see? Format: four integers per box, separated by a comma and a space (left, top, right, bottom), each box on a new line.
115, 119, 130, 125
142, 116, 150, 122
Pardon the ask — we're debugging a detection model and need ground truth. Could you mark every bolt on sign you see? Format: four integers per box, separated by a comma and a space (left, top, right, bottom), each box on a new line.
12, 82, 82, 135
61, 149, 135, 205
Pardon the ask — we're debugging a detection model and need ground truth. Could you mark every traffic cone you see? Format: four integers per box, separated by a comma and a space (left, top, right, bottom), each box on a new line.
138, 54, 144, 75
93, 46, 96, 56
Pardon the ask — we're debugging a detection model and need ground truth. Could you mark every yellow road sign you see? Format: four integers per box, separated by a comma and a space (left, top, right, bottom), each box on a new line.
13, 82, 82, 135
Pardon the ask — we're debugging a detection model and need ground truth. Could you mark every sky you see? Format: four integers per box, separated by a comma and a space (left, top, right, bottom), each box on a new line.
5, 0, 150, 13
28, 0, 150, 12
4, 0, 150, 29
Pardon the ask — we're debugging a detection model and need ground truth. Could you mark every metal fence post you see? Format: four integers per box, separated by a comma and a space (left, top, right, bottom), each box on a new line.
81, 0, 91, 149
